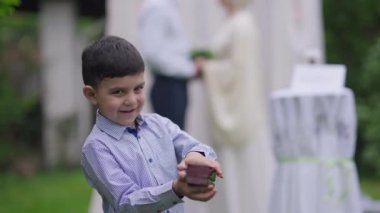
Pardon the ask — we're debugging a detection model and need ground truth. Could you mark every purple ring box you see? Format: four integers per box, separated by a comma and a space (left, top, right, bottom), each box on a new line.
186, 164, 215, 186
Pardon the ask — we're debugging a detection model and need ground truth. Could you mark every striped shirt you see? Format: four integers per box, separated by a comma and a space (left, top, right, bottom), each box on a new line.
81, 112, 217, 213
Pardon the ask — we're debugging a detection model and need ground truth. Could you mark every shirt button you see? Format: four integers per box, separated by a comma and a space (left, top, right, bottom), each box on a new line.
149, 158, 153, 163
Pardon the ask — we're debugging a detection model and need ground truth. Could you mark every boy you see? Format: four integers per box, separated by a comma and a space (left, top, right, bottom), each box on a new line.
80, 35, 223, 213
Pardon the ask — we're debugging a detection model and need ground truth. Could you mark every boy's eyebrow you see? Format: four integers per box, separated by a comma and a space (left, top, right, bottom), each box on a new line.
109, 81, 145, 90
134, 81, 145, 88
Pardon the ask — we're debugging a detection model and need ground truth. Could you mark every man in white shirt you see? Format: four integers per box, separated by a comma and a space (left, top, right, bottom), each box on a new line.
139, 0, 201, 129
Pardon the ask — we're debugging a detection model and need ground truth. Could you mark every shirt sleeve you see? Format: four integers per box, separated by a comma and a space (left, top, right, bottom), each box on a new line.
157, 115, 218, 161
139, 3, 195, 78
81, 141, 183, 212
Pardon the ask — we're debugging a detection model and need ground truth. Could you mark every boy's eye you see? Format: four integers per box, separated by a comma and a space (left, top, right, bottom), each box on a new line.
135, 85, 144, 93
111, 90, 123, 95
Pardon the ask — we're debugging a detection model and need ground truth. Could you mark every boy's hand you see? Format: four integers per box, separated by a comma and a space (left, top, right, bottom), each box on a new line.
172, 172, 217, 201
172, 152, 223, 201
178, 152, 223, 179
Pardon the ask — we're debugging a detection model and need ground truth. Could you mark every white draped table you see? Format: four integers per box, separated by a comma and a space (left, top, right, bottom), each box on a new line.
269, 88, 363, 213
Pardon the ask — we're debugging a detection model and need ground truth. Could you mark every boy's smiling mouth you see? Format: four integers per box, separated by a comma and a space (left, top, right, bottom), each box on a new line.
120, 109, 135, 114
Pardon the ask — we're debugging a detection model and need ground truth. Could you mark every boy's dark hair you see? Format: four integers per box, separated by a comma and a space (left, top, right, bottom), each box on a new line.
81, 35, 145, 88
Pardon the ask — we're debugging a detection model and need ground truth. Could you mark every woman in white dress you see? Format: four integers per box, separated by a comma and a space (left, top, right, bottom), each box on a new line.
201, 0, 275, 212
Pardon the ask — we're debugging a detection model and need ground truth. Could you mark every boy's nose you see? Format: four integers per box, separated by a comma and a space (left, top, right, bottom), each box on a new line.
123, 97, 135, 106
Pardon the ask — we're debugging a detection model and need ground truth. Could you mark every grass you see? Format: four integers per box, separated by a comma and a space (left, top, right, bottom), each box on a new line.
361, 178, 380, 200
0, 168, 92, 213
0, 168, 378, 213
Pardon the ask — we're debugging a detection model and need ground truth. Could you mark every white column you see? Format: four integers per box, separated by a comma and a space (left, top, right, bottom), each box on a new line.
40, 0, 75, 167
267, 0, 325, 91
40, 0, 91, 167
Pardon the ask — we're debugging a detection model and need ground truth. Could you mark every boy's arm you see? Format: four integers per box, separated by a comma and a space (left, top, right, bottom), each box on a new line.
81, 142, 183, 212
151, 114, 224, 201
160, 114, 217, 161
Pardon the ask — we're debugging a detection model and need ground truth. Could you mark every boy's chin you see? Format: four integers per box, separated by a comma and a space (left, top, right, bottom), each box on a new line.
118, 114, 138, 126
121, 120, 136, 127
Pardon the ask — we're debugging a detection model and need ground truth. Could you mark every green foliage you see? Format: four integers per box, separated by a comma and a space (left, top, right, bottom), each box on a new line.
323, 0, 380, 92
0, 73, 35, 128
0, 0, 20, 17
0, 13, 41, 165
0, 12, 102, 169
323, 0, 380, 178
191, 49, 214, 60
356, 37, 380, 177
0, 72, 38, 165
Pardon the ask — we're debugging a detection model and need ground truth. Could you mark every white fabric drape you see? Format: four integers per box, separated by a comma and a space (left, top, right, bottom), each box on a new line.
269, 88, 362, 213
203, 10, 267, 147
202, 10, 275, 213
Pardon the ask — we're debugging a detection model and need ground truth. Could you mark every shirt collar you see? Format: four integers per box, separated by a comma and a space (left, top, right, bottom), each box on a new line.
95, 111, 145, 140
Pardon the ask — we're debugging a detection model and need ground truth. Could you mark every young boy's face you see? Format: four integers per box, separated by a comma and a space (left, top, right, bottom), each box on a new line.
84, 72, 145, 127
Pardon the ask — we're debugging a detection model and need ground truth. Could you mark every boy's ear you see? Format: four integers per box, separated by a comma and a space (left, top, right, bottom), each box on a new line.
83, 85, 98, 105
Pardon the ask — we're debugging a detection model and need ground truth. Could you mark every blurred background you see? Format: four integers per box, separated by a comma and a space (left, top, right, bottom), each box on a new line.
1, 0, 380, 212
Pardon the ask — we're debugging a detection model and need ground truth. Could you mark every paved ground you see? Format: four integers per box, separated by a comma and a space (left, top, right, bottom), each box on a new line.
362, 194, 380, 213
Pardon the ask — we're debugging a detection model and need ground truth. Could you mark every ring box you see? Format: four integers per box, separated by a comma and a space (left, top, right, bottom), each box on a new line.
186, 164, 216, 186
